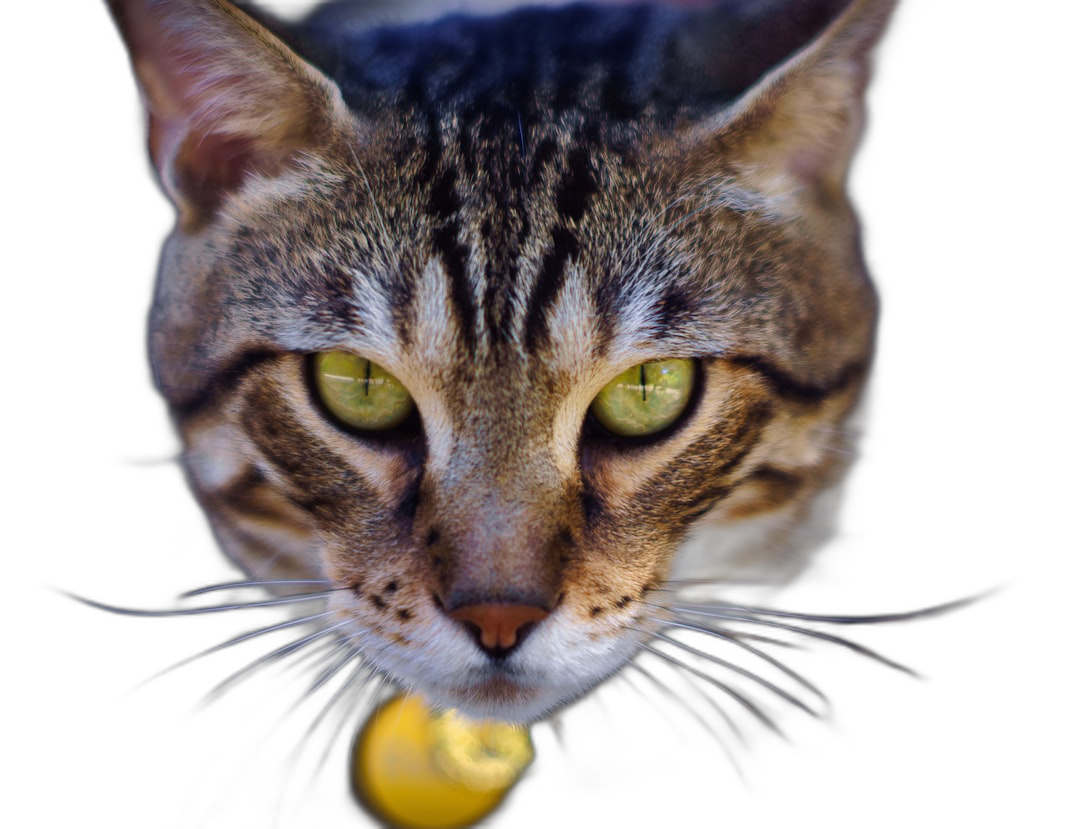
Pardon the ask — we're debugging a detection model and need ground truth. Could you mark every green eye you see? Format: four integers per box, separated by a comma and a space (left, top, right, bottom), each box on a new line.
313, 351, 415, 431
590, 359, 696, 438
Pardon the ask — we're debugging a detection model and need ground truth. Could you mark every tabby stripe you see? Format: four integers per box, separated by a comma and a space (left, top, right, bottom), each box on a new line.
427, 166, 477, 353
242, 391, 373, 521
713, 401, 775, 479
172, 349, 281, 420
665, 407, 774, 522
524, 226, 580, 348
211, 466, 313, 524
744, 465, 804, 493
522, 147, 598, 347
555, 148, 600, 222
727, 356, 868, 404
681, 483, 735, 521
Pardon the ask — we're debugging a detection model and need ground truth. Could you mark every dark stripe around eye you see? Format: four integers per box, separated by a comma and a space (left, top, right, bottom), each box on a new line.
727, 355, 868, 404
171, 349, 282, 420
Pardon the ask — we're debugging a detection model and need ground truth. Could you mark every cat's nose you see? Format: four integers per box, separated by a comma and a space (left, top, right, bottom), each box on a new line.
448, 603, 550, 658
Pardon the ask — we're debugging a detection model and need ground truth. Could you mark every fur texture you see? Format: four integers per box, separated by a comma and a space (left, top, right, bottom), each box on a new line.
108, 0, 895, 722
31, 0, 1028, 824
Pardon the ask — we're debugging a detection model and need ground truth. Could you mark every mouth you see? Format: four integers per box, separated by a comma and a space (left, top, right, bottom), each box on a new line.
431, 667, 550, 723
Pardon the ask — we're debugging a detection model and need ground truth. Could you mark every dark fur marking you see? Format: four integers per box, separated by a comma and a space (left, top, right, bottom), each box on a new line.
242, 386, 373, 521
713, 402, 775, 479
524, 226, 580, 348
652, 286, 693, 331
529, 137, 559, 186
681, 484, 735, 519
432, 224, 477, 353
428, 168, 460, 220
728, 355, 867, 404
395, 480, 423, 526
555, 148, 599, 222
424, 163, 478, 352
173, 349, 280, 420
747, 465, 804, 491
215, 466, 265, 504
581, 486, 604, 522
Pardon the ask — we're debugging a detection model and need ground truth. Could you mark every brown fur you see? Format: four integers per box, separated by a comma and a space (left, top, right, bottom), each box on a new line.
108, 0, 896, 721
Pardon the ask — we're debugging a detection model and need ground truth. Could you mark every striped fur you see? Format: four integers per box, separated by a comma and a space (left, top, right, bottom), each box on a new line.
111, 0, 893, 722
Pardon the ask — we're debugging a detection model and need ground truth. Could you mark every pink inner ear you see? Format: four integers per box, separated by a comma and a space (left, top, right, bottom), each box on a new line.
171, 131, 267, 218
114, 0, 337, 227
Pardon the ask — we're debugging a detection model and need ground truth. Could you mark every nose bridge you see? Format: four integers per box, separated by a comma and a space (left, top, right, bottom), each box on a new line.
424, 406, 574, 608
431, 368, 566, 508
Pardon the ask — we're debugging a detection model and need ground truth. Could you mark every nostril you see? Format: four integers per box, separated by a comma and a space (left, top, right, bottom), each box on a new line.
448, 603, 550, 658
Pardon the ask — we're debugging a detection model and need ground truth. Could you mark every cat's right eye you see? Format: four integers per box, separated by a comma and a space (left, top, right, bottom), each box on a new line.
313, 351, 415, 431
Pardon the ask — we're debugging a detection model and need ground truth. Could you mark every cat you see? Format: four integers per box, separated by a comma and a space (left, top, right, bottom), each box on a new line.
98, 0, 935, 737
35, 0, 1010, 820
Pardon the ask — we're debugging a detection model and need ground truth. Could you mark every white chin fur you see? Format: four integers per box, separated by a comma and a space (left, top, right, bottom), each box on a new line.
352, 607, 642, 724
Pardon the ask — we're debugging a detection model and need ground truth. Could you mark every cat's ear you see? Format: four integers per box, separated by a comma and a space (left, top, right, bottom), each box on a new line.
686, 0, 898, 199
107, 0, 350, 228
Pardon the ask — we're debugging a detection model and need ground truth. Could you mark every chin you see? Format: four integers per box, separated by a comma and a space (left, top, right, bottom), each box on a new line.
430, 673, 566, 724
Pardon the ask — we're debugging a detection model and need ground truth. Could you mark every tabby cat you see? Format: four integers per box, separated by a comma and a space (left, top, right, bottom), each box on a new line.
104, 0, 904, 727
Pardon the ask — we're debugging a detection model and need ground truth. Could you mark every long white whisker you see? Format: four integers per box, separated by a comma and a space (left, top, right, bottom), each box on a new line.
181, 580, 335, 598
295, 664, 393, 785
202, 621, 352, 705
303, 645, 362, 702
653, 616, 827, 705
627, 660, 746, 751
138, 610, 337, 688
652, 631, 819, 718
668, 607, 918, 675
672, 595, 984, 626
640, 643, 784, 738
67, 590, 338, 617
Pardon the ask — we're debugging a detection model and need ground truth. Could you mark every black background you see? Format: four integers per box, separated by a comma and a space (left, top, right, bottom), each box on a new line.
25, 3, 1041, 824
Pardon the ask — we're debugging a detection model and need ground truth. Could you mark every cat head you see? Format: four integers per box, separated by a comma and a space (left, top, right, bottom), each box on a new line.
108, 0, 894, 722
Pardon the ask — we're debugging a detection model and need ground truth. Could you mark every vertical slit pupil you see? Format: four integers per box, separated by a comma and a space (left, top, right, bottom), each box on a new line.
640, 363, 647, 401
363, 359, 372, 396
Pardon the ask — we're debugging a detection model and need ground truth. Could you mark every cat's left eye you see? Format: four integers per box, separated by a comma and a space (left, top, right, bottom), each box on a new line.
313, 351, 415, 431
590, 359, 696, 438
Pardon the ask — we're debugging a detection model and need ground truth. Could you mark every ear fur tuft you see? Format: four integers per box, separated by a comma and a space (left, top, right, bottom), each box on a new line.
108, 0, 349, 228
688, 0, 899, 198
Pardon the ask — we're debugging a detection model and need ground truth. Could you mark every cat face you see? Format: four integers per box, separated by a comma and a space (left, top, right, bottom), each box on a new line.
109, 0, 892, 722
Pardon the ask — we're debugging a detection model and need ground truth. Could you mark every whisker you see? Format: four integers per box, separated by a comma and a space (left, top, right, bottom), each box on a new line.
654, 616, 827, 705
159, 608, 336, 682
717, 600, 980, 626
665, 591, 980, 626
66, 590, 337, 617
669, 607, 918, 676
295, 664, 393, 785
302, 644, 362, 702
654, 576, 777, 589
652, 631, 819, 718
181, 580, 335, 598
640, 643, 784, 738
201, 621, 352, 705
627, 660, 745, 748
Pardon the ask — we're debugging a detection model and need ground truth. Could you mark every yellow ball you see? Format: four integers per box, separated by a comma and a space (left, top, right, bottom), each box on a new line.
353, 694, 534, 829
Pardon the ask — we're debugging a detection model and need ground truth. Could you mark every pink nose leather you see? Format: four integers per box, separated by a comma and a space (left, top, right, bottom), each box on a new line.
449, 604, 551, 650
